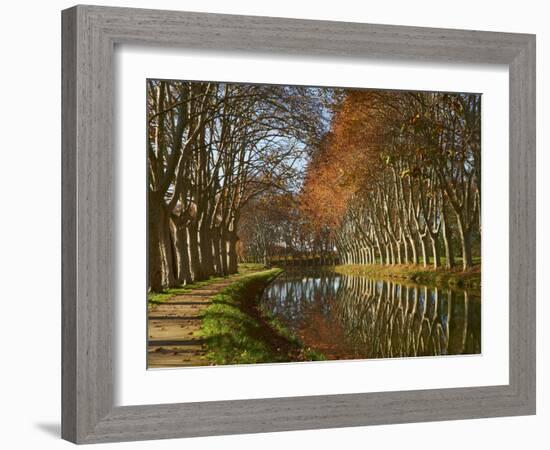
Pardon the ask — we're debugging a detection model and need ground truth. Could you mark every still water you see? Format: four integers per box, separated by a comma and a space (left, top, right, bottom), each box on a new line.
260, 269, 481, 360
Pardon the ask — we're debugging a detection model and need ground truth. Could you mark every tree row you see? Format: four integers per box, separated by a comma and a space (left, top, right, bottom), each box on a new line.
147, 80, 325, 291
301, 91, 481, 269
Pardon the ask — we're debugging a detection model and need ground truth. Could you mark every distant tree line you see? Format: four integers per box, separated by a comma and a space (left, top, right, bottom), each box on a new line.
238, 193, 338, 266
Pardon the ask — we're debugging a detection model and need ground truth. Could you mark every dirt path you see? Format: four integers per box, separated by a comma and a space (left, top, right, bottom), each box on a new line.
147, 275, 243, 368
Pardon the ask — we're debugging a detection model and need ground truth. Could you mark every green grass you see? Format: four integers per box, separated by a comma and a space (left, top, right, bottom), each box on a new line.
197, 268, 325, 365
331, 263, 481, 291
237, 262, 268, 273
147, 263, 270, 306
148, 275, 230, 305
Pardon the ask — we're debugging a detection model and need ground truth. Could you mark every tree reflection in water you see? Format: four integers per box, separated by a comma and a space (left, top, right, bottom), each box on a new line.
261, 270, 481, 360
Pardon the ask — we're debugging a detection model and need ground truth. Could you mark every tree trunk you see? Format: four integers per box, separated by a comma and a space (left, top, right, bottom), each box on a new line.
228, 230, 238, 274
457, 217, 473, 269
408, 236, 419, 264
441, 209, 455, 269
403, 236, 409, 264
378, 244, 385, 265
148, 197, 176, 291
220, 228, 230, 274
148, 201, 164, 292
171, 219, 192, 284
419, 236, 428, 268
396, 241, 402, 265
199, 225, 214, 277
211, 228, 223, 276
430, 236, 441, 269
188, 219, 205, 280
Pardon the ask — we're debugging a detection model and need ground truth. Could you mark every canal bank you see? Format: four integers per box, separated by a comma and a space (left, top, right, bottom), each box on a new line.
198, 267, 325, 365
329, 263, 481, 291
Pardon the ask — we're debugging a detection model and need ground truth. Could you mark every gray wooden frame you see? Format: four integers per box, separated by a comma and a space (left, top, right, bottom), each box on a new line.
62, 4, 536, 444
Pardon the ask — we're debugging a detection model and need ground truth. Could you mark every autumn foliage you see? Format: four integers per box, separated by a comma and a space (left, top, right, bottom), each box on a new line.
296, 89, 481, 270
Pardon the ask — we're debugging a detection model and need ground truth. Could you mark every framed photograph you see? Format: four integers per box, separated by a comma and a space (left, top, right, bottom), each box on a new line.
62, 5, 536, 444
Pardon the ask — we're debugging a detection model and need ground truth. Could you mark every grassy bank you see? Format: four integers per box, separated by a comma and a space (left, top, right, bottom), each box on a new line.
332, 263, 481, 291
198, 268, 325, 365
